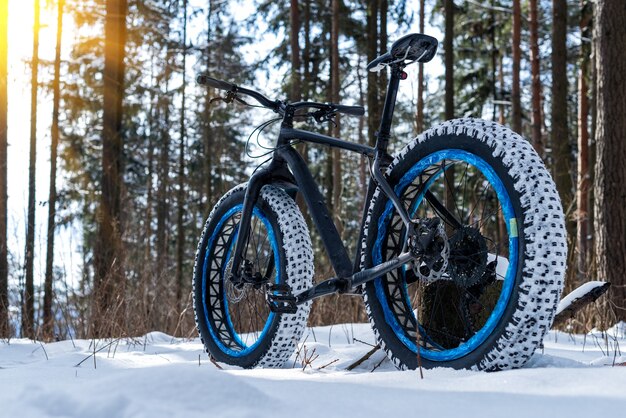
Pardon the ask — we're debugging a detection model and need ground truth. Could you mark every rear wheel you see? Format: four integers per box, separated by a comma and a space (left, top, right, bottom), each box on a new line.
193, 184, 313, 368
361, 118, 566, 370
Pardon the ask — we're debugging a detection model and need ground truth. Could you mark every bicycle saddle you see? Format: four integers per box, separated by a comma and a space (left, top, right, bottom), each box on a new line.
367, 33, 438, 73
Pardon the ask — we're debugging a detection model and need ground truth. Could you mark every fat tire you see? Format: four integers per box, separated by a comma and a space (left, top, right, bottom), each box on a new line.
193, 184, 313, 368
360, 118, 567, 371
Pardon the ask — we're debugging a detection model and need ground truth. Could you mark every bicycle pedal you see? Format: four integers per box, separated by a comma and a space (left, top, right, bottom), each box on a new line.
267, 285, 298, 314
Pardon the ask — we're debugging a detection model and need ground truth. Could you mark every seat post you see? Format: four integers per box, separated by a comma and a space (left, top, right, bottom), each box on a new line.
375, 65, 404, 153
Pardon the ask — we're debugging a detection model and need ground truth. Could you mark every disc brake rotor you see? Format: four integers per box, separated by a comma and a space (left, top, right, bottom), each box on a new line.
411, 220, 450, 283
224, 257, 247, 303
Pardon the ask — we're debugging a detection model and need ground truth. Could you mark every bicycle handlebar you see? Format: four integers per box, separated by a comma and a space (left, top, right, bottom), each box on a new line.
196, 74, 235, 91
197, 74, 364, 118
196, 74, 280, 111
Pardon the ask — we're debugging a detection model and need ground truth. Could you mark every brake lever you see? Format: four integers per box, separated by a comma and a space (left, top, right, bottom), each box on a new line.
209, 90, 238, 106
311, 109, 338, 127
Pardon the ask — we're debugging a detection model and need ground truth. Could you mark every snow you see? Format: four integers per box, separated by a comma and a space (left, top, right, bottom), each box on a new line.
487, 252, 509, 279
556, 281, 608, 316
1, 324, 625, 418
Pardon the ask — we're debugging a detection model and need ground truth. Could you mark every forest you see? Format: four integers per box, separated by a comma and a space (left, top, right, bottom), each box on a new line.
0, 0, 624, 343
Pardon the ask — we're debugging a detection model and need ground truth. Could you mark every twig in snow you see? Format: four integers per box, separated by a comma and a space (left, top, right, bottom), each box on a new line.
342, 324, 351, 344
301, 345, 319, 371
353, 338, 376, 348
209, 354, 223, 370
370, 355, 386, 372
292, 334, 309, 368
346, 344, 380, 371
110, 339, 121, 359
316, 358, 339, 370
74, 338, 122, 368
39, 342, 49, 360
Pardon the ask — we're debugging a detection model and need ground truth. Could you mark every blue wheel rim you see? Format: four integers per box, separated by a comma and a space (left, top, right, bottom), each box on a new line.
372, 150, 519, 361
202, 204, 280, 357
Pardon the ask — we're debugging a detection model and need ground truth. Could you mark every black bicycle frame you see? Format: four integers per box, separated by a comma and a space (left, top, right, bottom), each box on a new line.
229, 64, 419, 305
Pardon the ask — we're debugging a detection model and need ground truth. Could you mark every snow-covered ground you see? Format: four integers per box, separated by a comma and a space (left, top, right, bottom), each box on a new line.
1, 323, 625, 418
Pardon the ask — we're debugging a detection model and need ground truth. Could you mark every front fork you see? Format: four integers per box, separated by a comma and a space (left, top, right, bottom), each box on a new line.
227, 158, 296, 286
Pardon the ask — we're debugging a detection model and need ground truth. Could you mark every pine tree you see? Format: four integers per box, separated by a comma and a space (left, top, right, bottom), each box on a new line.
511, 0, 521, 133
176, 0, 188, 308
331, 0, 342, 232
415, 0, 425, 133
0, 0, 8, 337
529, 0, 543, 155
94, 0, 128, 336
551, 0, 573, 240
23, 0, 41, 339
575, 0, 592, 282
444, 0, 454, 120
43, 0, 65, 339
290, 0, 301, 101
366, 0, 379, 146
593, 0, 626, 321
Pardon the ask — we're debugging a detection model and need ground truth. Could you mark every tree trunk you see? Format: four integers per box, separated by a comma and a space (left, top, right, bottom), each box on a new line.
145, 129, 154, 265
0, 0, 8, 337
576, 0, 592, 282
416, 0, 425, 133
302, 0, 311, 100
292, 0, 309, 214
204, 0, 213, 210
43, 0, 64, 339
366, 0, 378, 146
589, 0, 597, 258
156, 55, 171, 316
290, 0, 301, 101
444, 0, 455, 225
378, 0, 388, 99
529, 0, 543, 155
357, 58, 367, 198
511, 0, 522, 133
144, 53, 157, 276
498, 55, 505, 125
23, 0, 41, 339
593, 0, 626, 321
490, 6, 497, 122
176, 0, 188, 308
552, 0, 573, 240
444, 0, 454, 120
331, 0, 342, 234
94, 0, 128, 336
324, 16, 333, 218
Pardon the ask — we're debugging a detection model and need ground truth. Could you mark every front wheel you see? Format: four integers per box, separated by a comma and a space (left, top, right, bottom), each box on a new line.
193, 184, 313, 368
361, 118, 567, 370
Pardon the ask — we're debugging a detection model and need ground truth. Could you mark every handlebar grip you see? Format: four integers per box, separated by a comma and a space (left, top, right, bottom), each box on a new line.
334, 104, 365, 117
196, 74, 236, 91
